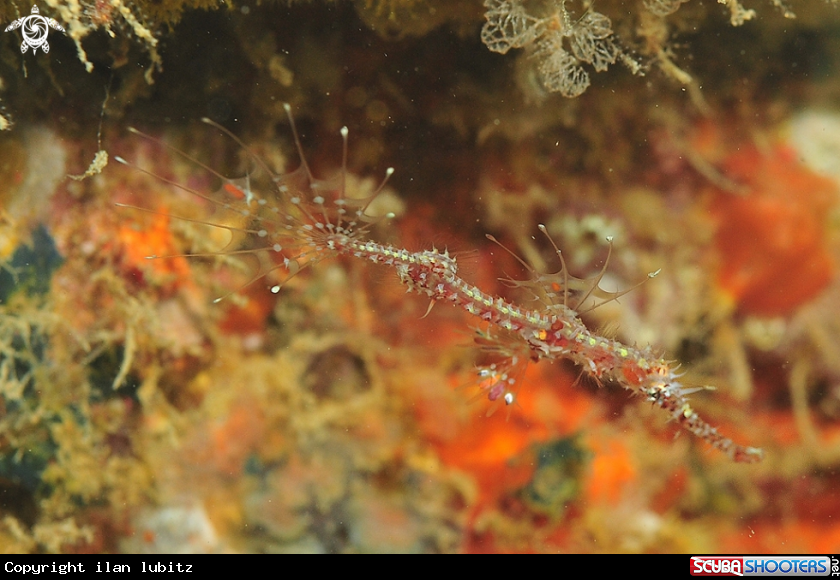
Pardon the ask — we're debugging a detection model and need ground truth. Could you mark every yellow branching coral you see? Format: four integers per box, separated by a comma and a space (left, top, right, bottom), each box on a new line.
41, 0, 161, 81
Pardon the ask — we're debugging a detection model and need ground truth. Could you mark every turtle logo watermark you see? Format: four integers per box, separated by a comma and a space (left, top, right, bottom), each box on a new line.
5, 5, 65, 55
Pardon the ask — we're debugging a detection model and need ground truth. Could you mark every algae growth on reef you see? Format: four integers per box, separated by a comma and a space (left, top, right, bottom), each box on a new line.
1, 0, 840, 554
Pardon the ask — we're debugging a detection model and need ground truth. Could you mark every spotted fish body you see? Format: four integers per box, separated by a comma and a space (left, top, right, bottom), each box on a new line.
119, 104, 763, 463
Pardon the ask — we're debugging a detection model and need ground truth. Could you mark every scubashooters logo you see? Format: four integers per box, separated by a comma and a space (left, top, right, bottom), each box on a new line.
691, 556, 831, 576
4, 5, 65, 55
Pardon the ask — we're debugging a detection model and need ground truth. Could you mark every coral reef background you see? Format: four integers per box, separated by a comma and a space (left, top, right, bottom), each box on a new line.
1, 0, 840, 553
